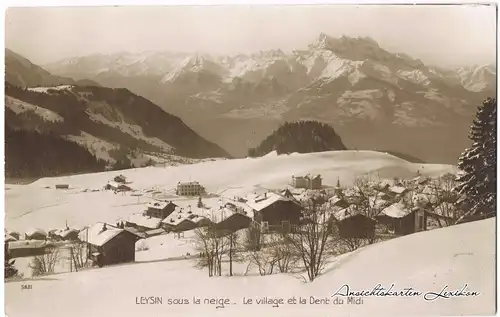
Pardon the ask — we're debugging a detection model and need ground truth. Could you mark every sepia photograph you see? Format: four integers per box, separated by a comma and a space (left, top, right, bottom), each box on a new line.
3, 3, 497, 317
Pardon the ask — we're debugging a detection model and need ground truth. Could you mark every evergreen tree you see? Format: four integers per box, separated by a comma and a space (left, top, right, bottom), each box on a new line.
455, 98, 497, 221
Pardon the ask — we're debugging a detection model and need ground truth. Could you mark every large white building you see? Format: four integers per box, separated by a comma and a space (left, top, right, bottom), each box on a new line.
176, 181, 205, 196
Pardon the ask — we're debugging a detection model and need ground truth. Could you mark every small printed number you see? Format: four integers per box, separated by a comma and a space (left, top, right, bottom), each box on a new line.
21, 285, 32, 290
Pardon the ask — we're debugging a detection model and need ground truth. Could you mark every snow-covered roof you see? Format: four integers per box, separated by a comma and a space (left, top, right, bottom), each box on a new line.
146, 201, 174, 210
368, 196, 389, 209
329, 195, 346, 206
162, 212, 196, 226
107, 181, 131, 189
293, 173, 321, 180
412, 176, 430, 185
222, 199, 255, 218
332, 205, 362, 222
127, 214, 162, 229
5, 235, 18, 242
380, 203, 413, 218
54, 228, 79, 238
389, 186, 407, 194
245, 192, 287, 212
25, 228, 48, 237
178, 181, 202, 186
78, 222, 123, 247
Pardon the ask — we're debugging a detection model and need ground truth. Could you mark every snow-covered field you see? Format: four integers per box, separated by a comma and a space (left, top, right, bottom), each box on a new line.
5, 150, 456, 233
5, 218, 495, 317
5, 150, 457, 233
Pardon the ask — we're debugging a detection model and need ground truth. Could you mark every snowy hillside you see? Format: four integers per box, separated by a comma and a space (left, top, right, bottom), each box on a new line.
5, 217, 495, 317
4, 82, 231, 176
5, 150, 456, 233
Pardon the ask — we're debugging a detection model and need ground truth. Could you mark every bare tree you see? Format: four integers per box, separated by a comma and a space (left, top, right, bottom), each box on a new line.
245, 233, 296, 276
193, 224, 228, 277
29, 247, 60, 276
285, 198, 340, 282
247, 247, 278, 276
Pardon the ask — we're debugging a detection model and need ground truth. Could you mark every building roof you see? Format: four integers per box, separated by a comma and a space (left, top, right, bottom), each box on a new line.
127, 214, 162, 229
389, 186, 407, 194
293, 174, 321, 180
178, 181, 202, 186
54, 228, 79, 238
328, 195, 346, 206
25, 228, 47, 237
5, 235, 18, 242
78, 222, 123, 247
332, 205, 363, 222
368, 196, 389, 210
107, 181, 132, 189
162, 212, 196, 226
379, 203, 413, 218
245, 192, 288, 212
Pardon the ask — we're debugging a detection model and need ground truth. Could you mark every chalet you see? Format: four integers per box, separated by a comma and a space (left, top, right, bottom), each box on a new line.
211, 203, 253, 234
330, 205, 376, 239
145, 201, 177, 219
176, 181, 205, 196
5, 234, 18, 243
79, 222, 142, 267
51, 228, 80, 241
374, 190, 392, 201
25, 228, 48, 240
114, 175, 127, 183
126, 214, 163, 232
8, 231, 20, 240
291, 174, 322, 190
280, 188, 294, 198
162, 213, 198, 232
55, 184, 69, 189
105, 181, 132, 192
376, 203, 426, 235
245, 192, 303, 233
8, 240, 55, 258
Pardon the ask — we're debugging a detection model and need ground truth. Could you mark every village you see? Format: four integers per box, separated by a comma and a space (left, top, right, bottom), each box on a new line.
5, 169, 464, 278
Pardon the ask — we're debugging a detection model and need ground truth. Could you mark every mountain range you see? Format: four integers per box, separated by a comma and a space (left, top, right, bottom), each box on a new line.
43, 33, 496, 163
4, 48, 231, 177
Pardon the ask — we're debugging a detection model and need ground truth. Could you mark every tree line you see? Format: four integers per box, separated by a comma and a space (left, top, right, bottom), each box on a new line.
248, 120, 347, 157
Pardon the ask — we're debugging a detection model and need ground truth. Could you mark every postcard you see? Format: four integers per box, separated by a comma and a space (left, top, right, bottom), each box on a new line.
4, 3, 497, 317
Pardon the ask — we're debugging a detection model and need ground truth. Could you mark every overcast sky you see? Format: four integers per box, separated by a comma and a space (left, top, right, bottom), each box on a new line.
5, 5, 497, 67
